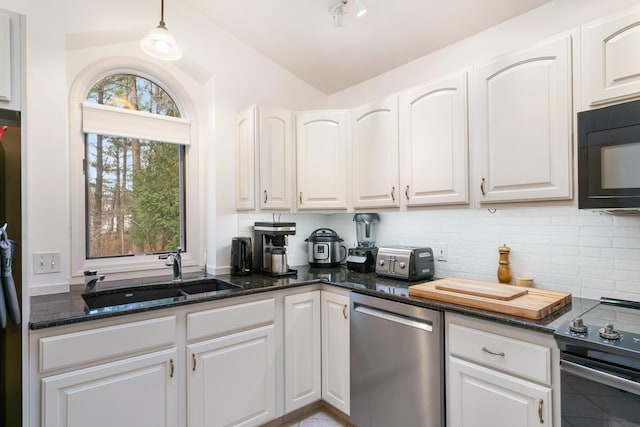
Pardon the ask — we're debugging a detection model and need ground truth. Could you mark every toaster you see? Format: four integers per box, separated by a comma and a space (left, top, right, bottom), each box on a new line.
375, 246, 434, 281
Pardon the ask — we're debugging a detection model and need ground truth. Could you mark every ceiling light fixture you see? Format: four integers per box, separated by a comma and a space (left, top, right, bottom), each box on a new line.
330, 0, 367, 27
140, 0, 182, 61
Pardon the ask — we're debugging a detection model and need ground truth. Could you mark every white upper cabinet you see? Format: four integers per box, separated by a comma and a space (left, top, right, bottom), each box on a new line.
399, 71, 469, 207
296, 110, 350, 210
582, 7, 640, 107
474, 34, 573, 204
351, 97, 400, 209
258, 106, 294, 210
236, 105, 256, 210
0, 9, 20, 111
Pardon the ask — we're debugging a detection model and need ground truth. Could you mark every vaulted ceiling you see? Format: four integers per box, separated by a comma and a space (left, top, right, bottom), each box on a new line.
185, 0, 553, 94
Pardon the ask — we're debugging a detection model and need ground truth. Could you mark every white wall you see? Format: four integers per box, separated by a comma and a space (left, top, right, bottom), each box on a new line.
1, 0, 327, 294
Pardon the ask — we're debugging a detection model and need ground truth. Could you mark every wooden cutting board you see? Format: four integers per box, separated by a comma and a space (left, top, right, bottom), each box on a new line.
409, 277, 571, 319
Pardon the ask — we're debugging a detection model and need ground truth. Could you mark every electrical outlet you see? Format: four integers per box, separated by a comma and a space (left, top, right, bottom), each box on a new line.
436, 244, 448, 262
33, 252, 61, 274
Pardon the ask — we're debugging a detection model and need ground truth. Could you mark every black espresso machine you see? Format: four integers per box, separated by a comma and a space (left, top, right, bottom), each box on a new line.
346, 213, 379, 273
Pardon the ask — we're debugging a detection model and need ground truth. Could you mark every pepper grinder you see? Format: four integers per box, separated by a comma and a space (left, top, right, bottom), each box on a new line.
497, 244, 512, 284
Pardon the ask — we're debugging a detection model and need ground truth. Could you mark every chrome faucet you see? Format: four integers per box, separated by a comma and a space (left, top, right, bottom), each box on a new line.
160, 247, 182, 282
84, 270, 105, 292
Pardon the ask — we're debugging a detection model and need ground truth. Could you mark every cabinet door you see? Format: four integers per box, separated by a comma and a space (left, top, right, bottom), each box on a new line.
352, 97, 400, 209
399, 71, 469, 206
42, 349, 178, 427
321, 291, 350, 415
448, 357, 551, 427
188, 325, 276, 427
284, 291, 321, 412
258, 106, 294, 210
583, 8, 640, 107
236, 105, 256, 210
296, 111, 349, 210
0, 10, 19, 111
474, 34, 572, 203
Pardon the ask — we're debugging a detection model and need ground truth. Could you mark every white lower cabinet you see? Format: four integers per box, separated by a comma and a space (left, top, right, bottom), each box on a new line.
284, 291, 321, 412
446, 314, 557, 427
41, 348, 178, 427
33, 289, 352, 427
187, 325, 276, 427
448, 357, 551, 427
321, 291, 350, 415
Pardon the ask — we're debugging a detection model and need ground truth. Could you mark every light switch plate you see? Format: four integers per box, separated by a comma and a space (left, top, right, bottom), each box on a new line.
33, 252, 61, 274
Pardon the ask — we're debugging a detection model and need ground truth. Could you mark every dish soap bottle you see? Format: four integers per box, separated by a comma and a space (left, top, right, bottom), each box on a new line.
497, 244, 512, 284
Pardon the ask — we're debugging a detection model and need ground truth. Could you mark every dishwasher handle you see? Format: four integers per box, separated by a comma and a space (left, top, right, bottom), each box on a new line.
354, 304, 433, 332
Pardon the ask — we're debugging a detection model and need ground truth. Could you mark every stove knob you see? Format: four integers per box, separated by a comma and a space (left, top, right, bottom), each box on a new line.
569, 318, 588, 334
378, 259, 385, 266
399, 262, 406, 269
598, 323, 620, 340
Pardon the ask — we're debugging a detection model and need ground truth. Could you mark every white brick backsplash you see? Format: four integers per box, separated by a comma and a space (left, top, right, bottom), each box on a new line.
583, 278, 615, 289
238, 206, 640, 301
615, 259, 640, 271
613, 237, 640, 248
580, 236, 612, 248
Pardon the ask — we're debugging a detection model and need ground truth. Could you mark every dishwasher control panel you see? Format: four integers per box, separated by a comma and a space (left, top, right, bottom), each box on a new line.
375, 246, 434, 281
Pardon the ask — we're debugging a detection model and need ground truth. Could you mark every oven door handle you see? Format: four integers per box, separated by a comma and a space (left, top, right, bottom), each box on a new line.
560, 359, 640, 396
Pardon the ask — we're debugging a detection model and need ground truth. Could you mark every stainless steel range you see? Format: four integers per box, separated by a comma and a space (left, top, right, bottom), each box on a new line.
554, 297, 640, 426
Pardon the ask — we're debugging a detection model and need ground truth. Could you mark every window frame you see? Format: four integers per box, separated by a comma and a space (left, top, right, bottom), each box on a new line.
69, 60, 203, 280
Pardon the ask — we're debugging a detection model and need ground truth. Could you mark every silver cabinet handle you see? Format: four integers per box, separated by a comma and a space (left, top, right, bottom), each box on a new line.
264, 190, 268, 204
391, 186, 395, 202
169, 358, 175, 378
482, 346, 505, 357
343, 304, 348, 319
192, 353, 197, 372
299, 192, 303, 205
405, 185, 410, 201
538, 399, 544, 424
480, 178, 486, 196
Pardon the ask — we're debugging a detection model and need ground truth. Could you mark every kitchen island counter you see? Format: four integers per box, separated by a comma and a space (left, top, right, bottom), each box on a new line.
30, 265, 596, 333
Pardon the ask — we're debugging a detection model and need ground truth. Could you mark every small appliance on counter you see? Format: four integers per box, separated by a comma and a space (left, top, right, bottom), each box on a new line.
375, 245, 434, 281
254, 222, 296, 276
305, 228, 347, 268
230, 237, 252, 276
346, 213, 379, 273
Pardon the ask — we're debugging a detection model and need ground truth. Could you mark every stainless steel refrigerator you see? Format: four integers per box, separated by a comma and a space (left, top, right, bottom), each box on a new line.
0, 109, 21, 427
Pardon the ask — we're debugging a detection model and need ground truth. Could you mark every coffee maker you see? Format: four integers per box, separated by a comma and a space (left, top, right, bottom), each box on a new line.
254, 222, 297, 276
346, 213, 380, 273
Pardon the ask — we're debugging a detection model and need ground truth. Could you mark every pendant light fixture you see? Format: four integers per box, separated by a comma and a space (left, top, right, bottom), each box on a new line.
140, 0, 182, 61
330, 0, 367, 27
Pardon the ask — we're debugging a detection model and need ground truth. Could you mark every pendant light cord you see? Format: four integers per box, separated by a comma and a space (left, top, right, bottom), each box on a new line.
159, 0, 166, 28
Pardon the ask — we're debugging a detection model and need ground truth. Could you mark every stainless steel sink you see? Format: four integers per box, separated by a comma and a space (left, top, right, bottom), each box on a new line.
82, 278, 241, 310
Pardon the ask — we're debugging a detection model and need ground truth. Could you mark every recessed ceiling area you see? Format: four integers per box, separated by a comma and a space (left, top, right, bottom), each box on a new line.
186, 0, 553, 94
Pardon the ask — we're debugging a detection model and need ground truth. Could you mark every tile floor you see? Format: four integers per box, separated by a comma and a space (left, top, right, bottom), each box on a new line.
282, 409, 350, 427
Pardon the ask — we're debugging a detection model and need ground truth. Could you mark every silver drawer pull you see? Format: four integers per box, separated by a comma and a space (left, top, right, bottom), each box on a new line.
538, 399, 544, 424
482, 346, 505, 357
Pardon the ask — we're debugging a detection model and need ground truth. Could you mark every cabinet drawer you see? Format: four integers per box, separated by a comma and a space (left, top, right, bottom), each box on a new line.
187, 297, 275, 341
40, 316, 176, 373
448, 323, 550, 384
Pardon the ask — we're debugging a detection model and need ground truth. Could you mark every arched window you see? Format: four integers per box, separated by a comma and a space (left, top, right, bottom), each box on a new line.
82, 74, 189, 258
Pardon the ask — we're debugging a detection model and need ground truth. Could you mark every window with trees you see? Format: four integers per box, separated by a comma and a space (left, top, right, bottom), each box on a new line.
83, 74, 189, 259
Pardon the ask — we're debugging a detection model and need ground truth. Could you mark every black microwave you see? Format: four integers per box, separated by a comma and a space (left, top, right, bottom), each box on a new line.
578, 99, 640, 211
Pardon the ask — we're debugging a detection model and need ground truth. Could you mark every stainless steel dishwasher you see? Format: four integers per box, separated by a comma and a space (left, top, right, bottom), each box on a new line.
350, 292, 443, 427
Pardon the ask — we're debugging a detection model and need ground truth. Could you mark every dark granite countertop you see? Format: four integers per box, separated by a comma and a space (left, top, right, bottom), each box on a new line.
30, 265, 598, 334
